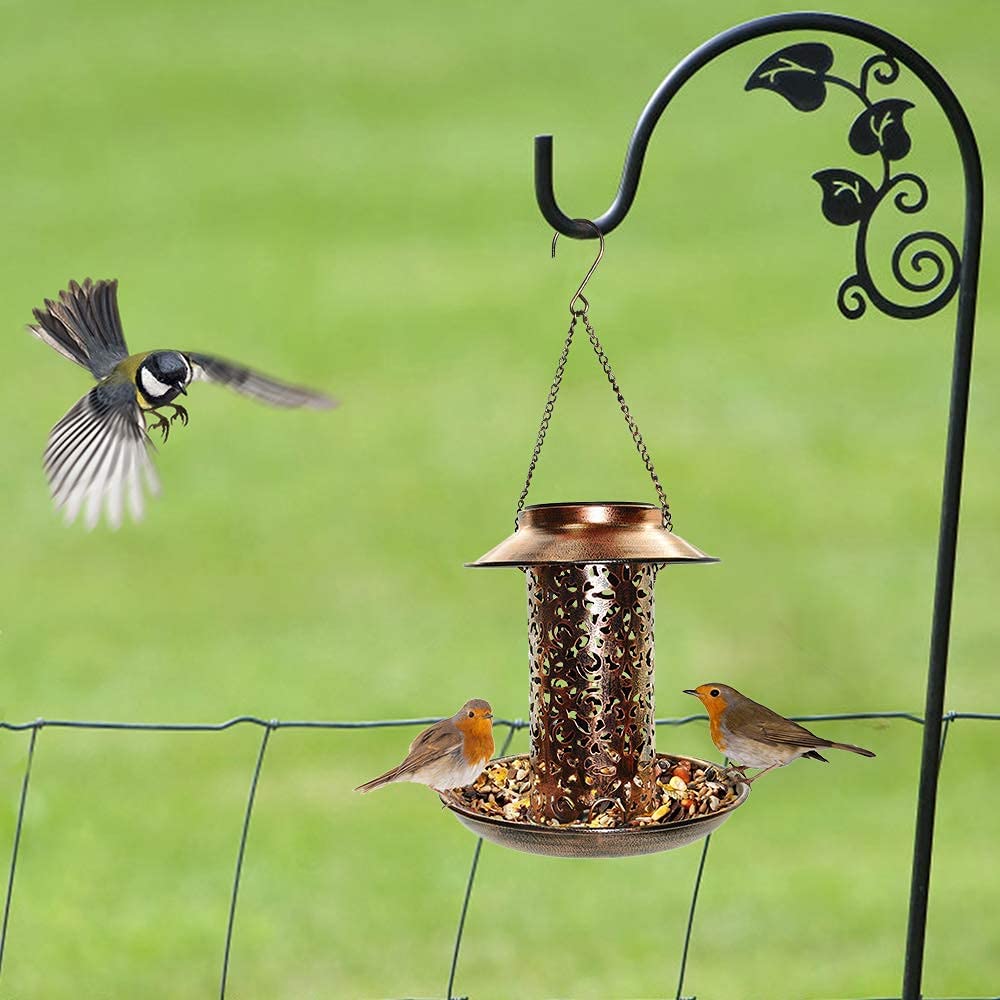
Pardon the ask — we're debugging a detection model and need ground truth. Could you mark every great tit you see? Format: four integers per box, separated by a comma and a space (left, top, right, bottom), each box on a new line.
28, 278, 335, 528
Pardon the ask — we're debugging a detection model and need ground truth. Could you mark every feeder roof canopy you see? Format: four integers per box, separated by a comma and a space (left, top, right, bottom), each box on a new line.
467, 501, 718, 567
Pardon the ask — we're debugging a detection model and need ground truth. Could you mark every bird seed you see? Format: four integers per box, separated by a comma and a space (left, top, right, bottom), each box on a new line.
450, 754, 743, 828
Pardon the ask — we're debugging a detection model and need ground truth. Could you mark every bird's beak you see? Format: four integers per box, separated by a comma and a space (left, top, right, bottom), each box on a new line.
486, 712, 494, 719
682, 689, 698, 697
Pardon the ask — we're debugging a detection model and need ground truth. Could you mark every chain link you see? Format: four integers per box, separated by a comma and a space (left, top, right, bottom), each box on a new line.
515, 315, 579, 528
514, 305, 672, 531
581, 312, 671, 530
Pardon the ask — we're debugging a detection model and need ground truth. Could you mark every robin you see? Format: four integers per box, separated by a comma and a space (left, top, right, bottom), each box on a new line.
683, 683, 875, 783
355, 699, 495, 793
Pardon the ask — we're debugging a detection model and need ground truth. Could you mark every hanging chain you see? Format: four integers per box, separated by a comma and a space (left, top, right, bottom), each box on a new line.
514, 302, 672, 531
515, 314, 580, 528
580, 311, 671, 530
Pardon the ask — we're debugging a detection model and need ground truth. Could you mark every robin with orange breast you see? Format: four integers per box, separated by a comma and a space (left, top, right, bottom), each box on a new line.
355, 699, 495, 793
684, 683, 875, 783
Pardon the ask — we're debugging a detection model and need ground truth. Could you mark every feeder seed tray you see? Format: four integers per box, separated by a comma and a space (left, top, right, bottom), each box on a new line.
442, 753, 748, 858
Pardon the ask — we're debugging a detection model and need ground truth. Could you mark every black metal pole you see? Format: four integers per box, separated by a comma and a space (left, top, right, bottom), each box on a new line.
532, 14, 983, 999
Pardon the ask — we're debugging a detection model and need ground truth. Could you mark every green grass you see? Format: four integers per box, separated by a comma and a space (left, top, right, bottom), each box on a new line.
0, 1, 998, 997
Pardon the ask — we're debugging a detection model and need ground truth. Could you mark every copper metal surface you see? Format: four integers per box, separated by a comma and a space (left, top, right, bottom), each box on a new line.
527, 562, 658, 823
440, 754, 749, 859
457, 500, 722, 854
467, 502, 718, 567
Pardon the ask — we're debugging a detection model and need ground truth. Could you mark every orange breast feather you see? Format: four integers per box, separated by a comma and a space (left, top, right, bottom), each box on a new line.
461, 719, 495, 765
709, 716, 728, 750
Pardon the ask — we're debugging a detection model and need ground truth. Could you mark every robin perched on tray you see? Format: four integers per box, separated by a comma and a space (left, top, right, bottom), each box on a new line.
355, 699, 495, 793
684, 683, 875, 783
27, 278, 335, 528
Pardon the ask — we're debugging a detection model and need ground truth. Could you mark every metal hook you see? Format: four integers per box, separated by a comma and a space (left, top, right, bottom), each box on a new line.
551, 219, 604, 315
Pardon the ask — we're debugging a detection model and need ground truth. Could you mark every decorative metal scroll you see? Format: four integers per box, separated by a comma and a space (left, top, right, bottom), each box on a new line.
526, 563, 658, 824
746, 43, 961, 320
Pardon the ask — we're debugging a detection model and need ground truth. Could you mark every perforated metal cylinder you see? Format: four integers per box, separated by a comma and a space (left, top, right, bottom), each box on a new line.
526, 562, 659, 824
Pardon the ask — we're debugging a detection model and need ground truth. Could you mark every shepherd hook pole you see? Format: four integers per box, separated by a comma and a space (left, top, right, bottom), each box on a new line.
533, 13, 982, 999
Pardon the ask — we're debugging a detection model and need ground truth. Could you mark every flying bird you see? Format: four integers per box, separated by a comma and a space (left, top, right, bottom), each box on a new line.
684, 683, 875, 783
355, 699, 495, 793
28, 278, 335, 528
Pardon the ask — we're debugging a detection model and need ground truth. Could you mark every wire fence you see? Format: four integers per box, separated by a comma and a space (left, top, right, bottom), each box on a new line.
1, 710, 998, 1000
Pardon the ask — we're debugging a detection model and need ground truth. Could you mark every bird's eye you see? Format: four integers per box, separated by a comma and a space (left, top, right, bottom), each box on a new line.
710, 688, 720, 698
468, 711, 475, 718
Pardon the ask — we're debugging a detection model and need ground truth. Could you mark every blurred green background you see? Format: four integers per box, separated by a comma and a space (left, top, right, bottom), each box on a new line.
0, 1, 996, 997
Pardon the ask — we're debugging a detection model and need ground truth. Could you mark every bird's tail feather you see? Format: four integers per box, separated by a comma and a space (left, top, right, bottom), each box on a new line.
29, 301, 92, 370
354, 766, 402, 794
829, 741, 876, 758
803, 750, 829, 762
27, 279, 126, 376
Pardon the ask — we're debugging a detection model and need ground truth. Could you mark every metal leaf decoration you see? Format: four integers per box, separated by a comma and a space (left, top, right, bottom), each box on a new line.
746, 48, 959, 320
812, 169, 877, 226
848, 99, 915, 160
745, 43, 834, 111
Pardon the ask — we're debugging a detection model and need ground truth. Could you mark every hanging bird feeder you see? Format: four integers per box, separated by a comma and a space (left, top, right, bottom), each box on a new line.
439, 228, 749, 858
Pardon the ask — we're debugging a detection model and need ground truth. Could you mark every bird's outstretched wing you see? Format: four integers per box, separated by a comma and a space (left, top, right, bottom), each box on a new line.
44, 381, 159, 529
28, 279, 130, 379
185, 352, 335, 409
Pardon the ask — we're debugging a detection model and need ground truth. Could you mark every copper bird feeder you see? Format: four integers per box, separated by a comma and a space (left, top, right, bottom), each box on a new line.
476, 504, 714, 832
441, 502, 748, 858
438, 229, 749, 857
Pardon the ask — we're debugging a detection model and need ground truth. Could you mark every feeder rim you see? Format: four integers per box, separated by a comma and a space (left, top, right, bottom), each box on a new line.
519, 500, 660, 510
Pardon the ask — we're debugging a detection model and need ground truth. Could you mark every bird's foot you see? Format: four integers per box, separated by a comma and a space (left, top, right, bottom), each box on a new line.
724, 764, 750, 784
144, 410, 171, 442
168, 403, 189, 426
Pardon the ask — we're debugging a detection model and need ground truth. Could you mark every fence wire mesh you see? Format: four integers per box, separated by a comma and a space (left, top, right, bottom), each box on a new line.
1, 710, 997, 1000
